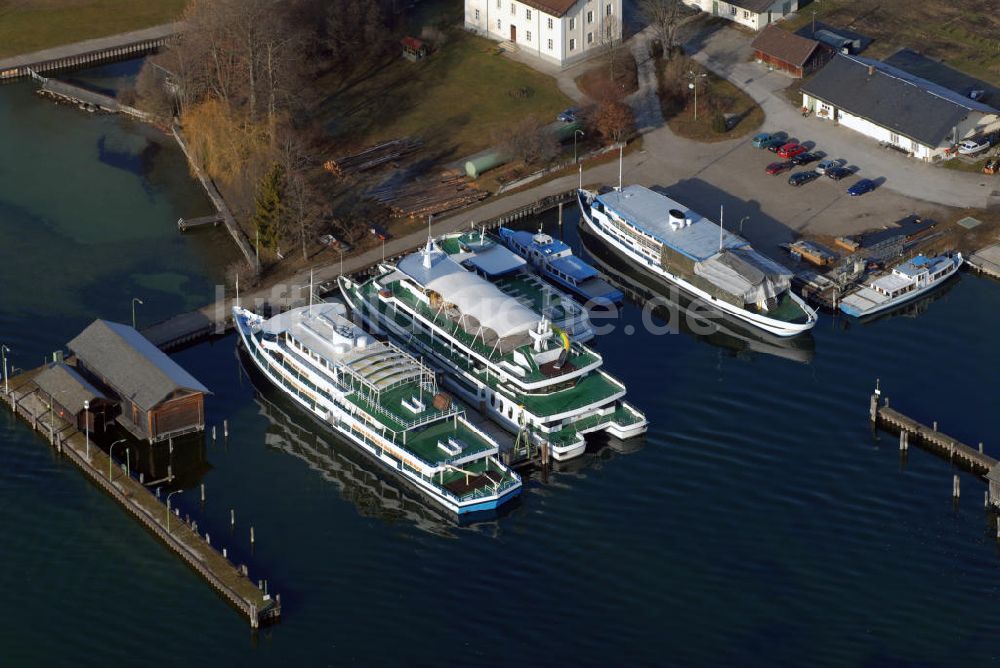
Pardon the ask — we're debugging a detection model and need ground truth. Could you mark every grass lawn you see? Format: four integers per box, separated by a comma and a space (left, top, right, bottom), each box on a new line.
0, 0, 187, 59
780, 0, 1000, 87
318, 30, 572, 162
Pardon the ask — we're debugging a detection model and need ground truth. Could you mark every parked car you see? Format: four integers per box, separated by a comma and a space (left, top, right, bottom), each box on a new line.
778, 143, 807, 159
791, 152, 819, 166
557, 108, 578, 123
766, 161, 795, 175
788, 171, 821, 186
826, 166, 853, 181
957, 137, 990, 155
751, 132, 772, 148
815, 158, 839, 174
764, 137, 787, 152
847, 179, 877, 196
370, 225, 390, 240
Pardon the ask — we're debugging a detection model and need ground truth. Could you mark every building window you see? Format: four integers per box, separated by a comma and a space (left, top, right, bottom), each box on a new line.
890, 132, 900, 145
743, 10, 750, 18
475, 9, 480, 19
587, 31, 593, 44
497, 18, 502, 29
587, 10, 593, 23
606, 3, 613, 15
497, 0, 501, 6
526, 8, 532, 19
547, 38, 553, 50
526, 30, 532, 41
570, 37, 576, 50
547, 17, 554, 29
570, 17, 575, 29
731, 6, 737, 14
511, 3, 515, 15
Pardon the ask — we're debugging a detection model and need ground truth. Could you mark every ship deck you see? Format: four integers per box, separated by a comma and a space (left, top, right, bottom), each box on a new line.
402, 419, 494, 465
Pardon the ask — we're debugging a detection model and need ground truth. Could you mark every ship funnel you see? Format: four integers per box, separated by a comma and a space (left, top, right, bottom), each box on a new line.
668, 208, 685, 231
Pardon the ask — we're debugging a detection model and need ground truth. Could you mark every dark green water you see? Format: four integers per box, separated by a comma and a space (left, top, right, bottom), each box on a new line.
3, 62, 1000, 667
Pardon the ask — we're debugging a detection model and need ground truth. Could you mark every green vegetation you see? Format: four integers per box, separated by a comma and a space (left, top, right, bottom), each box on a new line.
780, 0, 1000, 87
320, 30, 572, 158
0, 0, 187, 58
253, 164, 286, 252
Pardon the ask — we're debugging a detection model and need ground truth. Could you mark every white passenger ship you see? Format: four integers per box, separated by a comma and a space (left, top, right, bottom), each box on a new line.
234, 302, 521, 516
578, 185, 817, 337
339, 239, 647, 461
839, 253, 962, 318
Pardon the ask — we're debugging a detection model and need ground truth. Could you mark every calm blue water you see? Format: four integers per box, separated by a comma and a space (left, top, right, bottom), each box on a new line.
3, 65, 1000, 667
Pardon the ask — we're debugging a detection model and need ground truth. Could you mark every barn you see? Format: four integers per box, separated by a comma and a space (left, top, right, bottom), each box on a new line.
751, 25, 831, 78
68, 320, 210, 443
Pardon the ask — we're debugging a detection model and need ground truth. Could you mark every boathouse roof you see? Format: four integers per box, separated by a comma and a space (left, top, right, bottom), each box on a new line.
34, 362, 108, 415
68, 319, 210, 410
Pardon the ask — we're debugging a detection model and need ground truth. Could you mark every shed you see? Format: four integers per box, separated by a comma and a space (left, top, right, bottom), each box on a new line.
401, 37, 428, 62
751, 25, 831, 78
68, 320, 210, 443
34, 362, 113, 433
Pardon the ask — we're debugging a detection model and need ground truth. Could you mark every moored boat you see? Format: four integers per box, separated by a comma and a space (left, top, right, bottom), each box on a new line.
838, 253, 962, 318
233, 301, 521, 516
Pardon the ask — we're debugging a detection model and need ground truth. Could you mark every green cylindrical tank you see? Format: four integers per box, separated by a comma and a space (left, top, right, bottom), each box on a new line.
465, 152, 507, 178
553, 120, 583, 144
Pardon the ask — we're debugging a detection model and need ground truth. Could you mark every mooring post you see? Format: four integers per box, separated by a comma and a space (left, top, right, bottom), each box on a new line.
224, 419, 229, 439
230, 508, 235, 528
206, 533, 211, 545
212, 425, 216, 442
953, 474, 960, 499
933, 421, 938, 432
899, 431, 906, 451
250, 525, 255, 545
200, 483, 206, 504
980, 442, 984, 454
869, 392, 878, 423
223, 547, 227, 559
985, 490, 990, 508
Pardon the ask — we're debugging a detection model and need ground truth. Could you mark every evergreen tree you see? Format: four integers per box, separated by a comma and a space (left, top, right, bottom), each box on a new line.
711, 111, 728, 134
253, 163, 286, 252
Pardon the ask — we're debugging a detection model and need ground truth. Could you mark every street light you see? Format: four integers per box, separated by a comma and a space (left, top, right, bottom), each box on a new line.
166, 490, 182, 534
686, 70, 708, 120
1, 344, 10, 395
574, 129, 585, 164
109, 439, 127, 483
739, 215, 749, 235
338, 248, 344, 277
83, 399, 90, 461
131, 297, 143, 329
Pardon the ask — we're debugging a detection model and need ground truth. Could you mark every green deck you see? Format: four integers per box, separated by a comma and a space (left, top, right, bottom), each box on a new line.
509, 370, 623, 416
748, 292, 810, 324
403, 419, 493, 465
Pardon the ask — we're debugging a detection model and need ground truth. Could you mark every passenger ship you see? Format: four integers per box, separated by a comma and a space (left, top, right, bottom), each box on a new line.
234, 301, 521, 516
339, 239, 647, 462
839, 253, 962, 318
578, 185, 817, 337
497, 226, 624, 307
438, 229, 594, 343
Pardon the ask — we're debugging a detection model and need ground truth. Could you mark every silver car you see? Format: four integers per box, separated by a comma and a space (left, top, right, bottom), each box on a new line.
816, 158, 839, 174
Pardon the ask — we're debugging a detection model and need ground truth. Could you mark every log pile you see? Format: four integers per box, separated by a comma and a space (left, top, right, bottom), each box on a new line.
323, 138, 422, 176
367, 173, 487, 218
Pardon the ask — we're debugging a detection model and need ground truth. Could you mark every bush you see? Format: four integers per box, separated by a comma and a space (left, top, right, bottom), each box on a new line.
711, 111, 728, 134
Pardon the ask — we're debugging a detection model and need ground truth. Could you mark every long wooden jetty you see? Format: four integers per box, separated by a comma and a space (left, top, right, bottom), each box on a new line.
0, 23, 178, 82
1, 368, 280, 628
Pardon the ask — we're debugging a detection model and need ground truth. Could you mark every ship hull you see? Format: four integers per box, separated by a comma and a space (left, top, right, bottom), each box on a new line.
838, 256, 963, 318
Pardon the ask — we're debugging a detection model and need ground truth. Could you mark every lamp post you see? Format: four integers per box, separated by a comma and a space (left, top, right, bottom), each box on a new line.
574, 129, 585, 164
83, 399, 90, 460
1, 344, 10, 395
109, 439, 127, 482
166, 490, 182, 534
131, 297, 143, 329
125, 448, 131, 480
686, 70, 708, 120
739, 215, 749, 235
339, 248, 344, 277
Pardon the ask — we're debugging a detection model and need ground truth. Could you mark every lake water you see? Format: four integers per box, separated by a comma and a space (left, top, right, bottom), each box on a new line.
3, 62, 1000, 667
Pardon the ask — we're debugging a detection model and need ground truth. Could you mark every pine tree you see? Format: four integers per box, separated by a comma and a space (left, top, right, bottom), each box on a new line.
253, 163, 285, 252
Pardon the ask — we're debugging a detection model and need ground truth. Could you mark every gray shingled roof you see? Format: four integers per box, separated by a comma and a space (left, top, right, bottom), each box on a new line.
802, 55, 998, 147
68, 320, 209, 411
35, 363, 107, 415
729, 0, 782, 12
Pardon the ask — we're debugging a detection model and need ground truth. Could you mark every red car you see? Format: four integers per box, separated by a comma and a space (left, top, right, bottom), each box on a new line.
766, 161, 795, 175
777, 143, 807, 159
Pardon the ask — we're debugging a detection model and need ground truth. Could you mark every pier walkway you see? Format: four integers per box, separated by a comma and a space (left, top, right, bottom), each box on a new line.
968, 242, 1000, 281
2, 368, 280, 628
0, 23, 178, 81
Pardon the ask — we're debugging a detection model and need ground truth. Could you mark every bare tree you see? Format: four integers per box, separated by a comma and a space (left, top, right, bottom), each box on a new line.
639, 0, 686, 58
492, 115, 560, 165
600, 14, 624, 84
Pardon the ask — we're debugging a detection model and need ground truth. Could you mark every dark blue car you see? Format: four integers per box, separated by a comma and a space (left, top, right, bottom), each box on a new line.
847, 179, 876, 196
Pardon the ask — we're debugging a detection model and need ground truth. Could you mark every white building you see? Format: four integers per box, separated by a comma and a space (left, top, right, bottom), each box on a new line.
802, 55, 1000, 162
464, 0, 623, 67
684, 0, 798, 31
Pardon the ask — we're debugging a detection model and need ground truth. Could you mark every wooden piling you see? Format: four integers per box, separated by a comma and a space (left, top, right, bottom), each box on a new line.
953, 474, 960, 499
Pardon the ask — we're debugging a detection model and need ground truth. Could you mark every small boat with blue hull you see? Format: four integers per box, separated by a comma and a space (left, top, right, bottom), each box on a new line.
498, 227, 624, 307
234, 302, 521, 516
839, 253, 963, 318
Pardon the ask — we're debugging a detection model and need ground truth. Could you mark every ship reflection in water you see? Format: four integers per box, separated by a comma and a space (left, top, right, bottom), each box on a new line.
578, 224, 816, 365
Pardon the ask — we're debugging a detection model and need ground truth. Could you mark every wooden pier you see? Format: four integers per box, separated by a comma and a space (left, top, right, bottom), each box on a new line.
38, 77, 151, 121
0, 23, 178, 82
178, 214, 224, 231
967, 242, 1000, 281
1, 368, 280, 628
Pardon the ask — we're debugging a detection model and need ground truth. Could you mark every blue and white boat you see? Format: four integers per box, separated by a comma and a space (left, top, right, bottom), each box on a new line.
498, 227, 624, 307
839, 253, 963, 318
234, 301, 521, 516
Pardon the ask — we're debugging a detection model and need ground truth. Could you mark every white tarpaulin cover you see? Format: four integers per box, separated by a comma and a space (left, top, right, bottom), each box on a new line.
694, 248, 793, 304
398, 245, 541, 338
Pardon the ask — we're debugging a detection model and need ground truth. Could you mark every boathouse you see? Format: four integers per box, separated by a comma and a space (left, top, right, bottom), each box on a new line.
68, 320, 210, 443
34, 362, 113, 433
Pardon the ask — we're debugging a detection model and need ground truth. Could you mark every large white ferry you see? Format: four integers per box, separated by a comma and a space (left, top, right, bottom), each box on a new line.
578, 185, 817, 337
839, 253, 962, 318
234, 301, 521, 516
339, 239, 647, 462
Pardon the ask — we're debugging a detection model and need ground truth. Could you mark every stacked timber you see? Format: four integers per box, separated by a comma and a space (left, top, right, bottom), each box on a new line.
368, 173, 487, 218
324, 138, 422, 176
